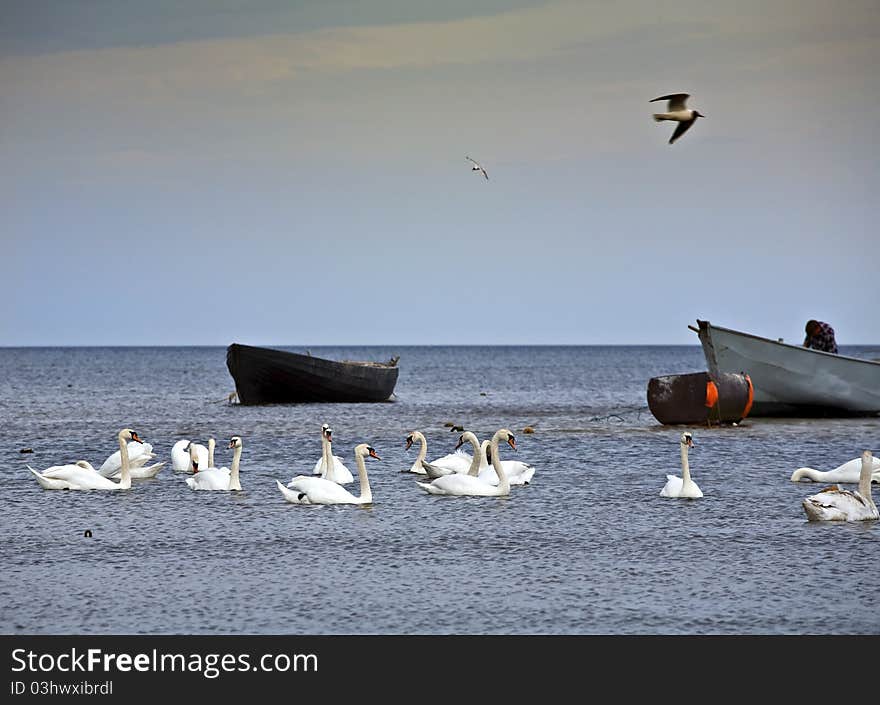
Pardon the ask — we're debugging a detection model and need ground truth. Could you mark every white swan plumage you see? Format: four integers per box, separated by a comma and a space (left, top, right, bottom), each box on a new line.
99, 440, 166, 479
96, 440, 157, 477
660, 431, 702, 499
405, 430, 474, 476
309, 424, 354, 484
416, 429, 515, 497
28, 429, 141, 491
802, 450, 879, 522
171, 439, 208, 473
278, 443, 380, 505
790, 455, 880, 484
185, 436, 243, 491
463, 435, 534, 486
421, 432, 534, 486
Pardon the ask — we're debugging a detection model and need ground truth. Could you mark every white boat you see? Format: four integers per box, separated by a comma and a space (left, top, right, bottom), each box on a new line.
691, 319, 880, 417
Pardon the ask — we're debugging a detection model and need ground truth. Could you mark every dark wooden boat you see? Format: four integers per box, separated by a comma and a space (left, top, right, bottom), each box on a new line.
647, 370, 753, 425
226, 343, 400, 405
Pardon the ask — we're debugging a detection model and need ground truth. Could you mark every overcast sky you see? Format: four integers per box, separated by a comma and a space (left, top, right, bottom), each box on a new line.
2, 1, 878, 346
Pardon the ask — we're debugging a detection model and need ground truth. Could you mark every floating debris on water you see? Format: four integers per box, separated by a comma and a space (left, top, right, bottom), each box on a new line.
20, 448, 33, 454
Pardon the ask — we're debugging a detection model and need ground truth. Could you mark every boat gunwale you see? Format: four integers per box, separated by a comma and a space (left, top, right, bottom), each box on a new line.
696, 320, 880, 368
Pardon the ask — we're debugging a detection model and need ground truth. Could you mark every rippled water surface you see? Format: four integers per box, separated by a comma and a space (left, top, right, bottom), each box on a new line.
2, 345, 879, 634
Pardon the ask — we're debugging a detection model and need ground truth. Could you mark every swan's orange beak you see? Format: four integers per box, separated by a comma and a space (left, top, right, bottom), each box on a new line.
687, 438, 695, 448
405, 437, 413, 451
192, 460, 199, 473
507, 436, 517, 452
368, 448, 381, 460
454, 435, 465, 450
131, 432, 142, 443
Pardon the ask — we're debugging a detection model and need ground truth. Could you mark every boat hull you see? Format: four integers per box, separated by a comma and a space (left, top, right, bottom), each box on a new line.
694, 320, 880, 417
226, 344, 399, 405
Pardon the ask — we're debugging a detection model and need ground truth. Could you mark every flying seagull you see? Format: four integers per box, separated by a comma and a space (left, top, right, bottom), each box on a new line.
466, 156, 488, 180
650, 93, 705, 144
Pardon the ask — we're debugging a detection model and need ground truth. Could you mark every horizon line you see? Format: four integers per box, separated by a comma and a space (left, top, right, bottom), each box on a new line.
1, 342, 879, 349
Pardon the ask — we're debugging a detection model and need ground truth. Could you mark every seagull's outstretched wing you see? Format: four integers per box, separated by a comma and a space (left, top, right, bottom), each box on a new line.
650, 93, 690, 111
669, 119, 695, 144
466, 156, 488, 179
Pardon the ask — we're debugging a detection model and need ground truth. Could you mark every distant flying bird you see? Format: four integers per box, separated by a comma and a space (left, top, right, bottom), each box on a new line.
466, 156, 488, 180
650, 93, 705, 144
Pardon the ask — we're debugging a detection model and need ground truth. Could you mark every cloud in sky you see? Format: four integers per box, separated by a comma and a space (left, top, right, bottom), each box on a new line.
1, 1, 878, 345
4, 1, 876, 96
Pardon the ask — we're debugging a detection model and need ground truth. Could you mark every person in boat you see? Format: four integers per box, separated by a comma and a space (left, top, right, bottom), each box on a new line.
803, 319, 838, 354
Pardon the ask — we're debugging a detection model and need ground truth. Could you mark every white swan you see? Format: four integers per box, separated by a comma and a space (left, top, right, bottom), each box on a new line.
283, 426, 336, 501
478, 440, 535, 486
309, 424, 354, 484
802, 450, 879, 522
790, 455, 880, 484
185, 436, 243, 491
405, 430, 474, 476
28, 429, 140, 490
421, 432, 534, 486
416, 429, 515, 497
96, 440, 157, 477
660, 431, 702, 498
99, 440, 166, 479
278, 443, 380, 505
171, 439, 208, 473
426, 430, 483, 478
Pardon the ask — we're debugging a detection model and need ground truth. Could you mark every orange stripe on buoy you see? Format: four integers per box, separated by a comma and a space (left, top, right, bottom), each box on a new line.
705, 380, 719, 408
742, 374, 754, 419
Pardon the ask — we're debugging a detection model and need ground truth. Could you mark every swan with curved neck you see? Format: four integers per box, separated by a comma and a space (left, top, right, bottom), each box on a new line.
802, 450, 879, 522
96, 439, 160, 478
278, 443, 380, 505
410, 430, 481, 478
791, 455, 880, 484
462, 435, 535, 486
185, 436, 243, 491
309, 424, 354, 484
28, 429, 140, 490
416, 429, 515, 497
172, 439, 207, 473
660, 431, 702, 498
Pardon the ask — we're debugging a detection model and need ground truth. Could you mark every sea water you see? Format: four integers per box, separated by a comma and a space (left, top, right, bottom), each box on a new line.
1, 345, 878, 634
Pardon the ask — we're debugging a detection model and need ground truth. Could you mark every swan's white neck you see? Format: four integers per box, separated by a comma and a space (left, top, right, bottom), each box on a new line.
228, 445, 242, 491
355, 450, 372, 503
791, 467, 821, 482
208, 438, 216, 469
117, 432, 132, 490
463, 434, 482, 476
490, 431, 510, 494
680, 442, 695, 491
414, 432, 427, 464
859, 453, 875, 510
322, 433, 335, 483
479, 440, 490, 470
